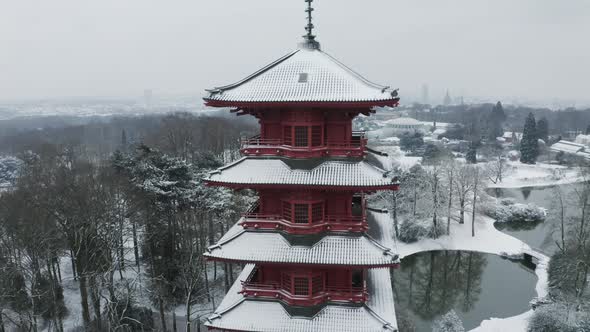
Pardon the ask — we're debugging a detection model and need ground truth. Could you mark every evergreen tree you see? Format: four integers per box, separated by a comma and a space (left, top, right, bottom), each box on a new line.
121, 129, 128, 152
586, 124, 590, 135
536, 117, 549, 142
466, 143, 477, 164
400, 132, 424, 153
520, 112, 538, 164
487, 101, 506, 141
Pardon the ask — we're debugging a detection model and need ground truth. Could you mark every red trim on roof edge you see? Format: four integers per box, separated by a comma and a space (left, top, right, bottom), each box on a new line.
203, 256, 400, 269
203, 98, 400, 109
204, 180, 400, 192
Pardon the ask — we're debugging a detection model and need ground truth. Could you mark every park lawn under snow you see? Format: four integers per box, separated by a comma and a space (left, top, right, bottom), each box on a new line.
487, 161, 582, 189
377, 211, 550, 332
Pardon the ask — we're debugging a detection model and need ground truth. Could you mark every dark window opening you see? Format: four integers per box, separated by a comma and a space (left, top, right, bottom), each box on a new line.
298, 73, 309, 83
352, 270, 363, 288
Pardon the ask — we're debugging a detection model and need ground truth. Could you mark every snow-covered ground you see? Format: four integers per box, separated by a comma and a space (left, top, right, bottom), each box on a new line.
374, 211, 549, 332
487, 161, 582, 189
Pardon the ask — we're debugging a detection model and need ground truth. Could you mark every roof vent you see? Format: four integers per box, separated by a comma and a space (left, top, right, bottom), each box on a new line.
298, 73, 309, 83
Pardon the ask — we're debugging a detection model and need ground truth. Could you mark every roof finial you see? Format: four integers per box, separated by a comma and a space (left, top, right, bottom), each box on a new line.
300, 0, 320, 49
305, 0, 315, 40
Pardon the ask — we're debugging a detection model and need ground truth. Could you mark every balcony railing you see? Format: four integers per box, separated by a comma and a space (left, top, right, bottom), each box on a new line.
240, 213, 367, 234
240, 281, 368, 306
240, 131, 367, 158
240, 200, 367, 234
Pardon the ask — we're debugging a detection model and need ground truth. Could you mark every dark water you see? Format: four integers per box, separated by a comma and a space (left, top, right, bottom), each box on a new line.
393, 251, 537, 332
488, 183, 582, 254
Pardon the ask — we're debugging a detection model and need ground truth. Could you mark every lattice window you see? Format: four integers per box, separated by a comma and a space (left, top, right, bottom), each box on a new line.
311, 274, 324, 295
294, 126, 309, 147
282, 201, 292, 222
294, 204, 309, 224
283, 126, 292, 145
311, 125, 322, 147
311, 202, 323, 223
281, 273, 291, 292
293, 277, 309, 296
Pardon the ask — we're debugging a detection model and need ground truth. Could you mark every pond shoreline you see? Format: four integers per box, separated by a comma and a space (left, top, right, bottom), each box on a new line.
373, 210, 549, 331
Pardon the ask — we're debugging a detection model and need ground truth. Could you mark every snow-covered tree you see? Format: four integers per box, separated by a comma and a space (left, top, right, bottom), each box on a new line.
466, 143, 477, 164
432, 309, 465, 332
487, 101, 506, 141
520, 112, 538, 164
528, 303, 584, 332
536, 117, 549, 143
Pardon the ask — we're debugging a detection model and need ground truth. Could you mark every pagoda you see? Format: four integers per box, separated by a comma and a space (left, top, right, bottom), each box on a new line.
202, 1, 401, 331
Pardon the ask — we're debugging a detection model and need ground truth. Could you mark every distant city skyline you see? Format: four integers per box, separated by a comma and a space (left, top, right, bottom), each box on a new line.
1, 1, 589, 105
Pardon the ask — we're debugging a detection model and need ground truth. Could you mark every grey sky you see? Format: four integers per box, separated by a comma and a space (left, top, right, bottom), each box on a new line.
1, 0, 589, 103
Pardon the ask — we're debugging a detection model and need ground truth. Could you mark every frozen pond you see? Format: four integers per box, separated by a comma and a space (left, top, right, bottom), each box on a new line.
392, 251, 537, 331
488, 183, 581, 254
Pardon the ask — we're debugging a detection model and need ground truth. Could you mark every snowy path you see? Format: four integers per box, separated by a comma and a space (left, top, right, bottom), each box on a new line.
373, 212, 550, 332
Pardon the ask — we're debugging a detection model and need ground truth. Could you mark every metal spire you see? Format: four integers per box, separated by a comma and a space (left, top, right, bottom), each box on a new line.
300, 0, 320, 49
304, 0, 315, 40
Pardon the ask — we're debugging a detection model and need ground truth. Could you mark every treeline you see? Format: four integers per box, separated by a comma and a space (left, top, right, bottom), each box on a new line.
0, 113, 256, 331
0, 112, 256, 162
408, 102, 590, 137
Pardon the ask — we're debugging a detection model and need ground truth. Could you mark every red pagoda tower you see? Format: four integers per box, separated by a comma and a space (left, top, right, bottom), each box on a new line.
203, 2, 401, 331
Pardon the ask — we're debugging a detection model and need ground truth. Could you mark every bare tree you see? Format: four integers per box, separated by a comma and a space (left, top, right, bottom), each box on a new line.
470, 166, 485, 237
444, 160, 457, 234
426, 163, 446, 237
454, 164, 475, 225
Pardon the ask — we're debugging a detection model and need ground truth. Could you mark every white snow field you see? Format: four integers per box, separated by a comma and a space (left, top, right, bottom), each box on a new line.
487, 161, 582, 189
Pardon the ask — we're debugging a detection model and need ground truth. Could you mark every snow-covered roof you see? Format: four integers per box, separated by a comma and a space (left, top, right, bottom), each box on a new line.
503, 131, 523, 139
432, 128, 447, 136
204, 46, 398, 105
550, 140, 585, 154
206, 265, 398, 332
384, 117, 422, 126
206, 157, 396, 190
204, 219, 399, 266
206, 211, 399, 331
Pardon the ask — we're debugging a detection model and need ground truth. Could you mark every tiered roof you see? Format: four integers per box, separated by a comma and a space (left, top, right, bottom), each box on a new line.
206, 211, 399, 331
204, 46, 399, 107
204, 217, 399, 267
205, 157, 398, 190
206, 264, 397, 332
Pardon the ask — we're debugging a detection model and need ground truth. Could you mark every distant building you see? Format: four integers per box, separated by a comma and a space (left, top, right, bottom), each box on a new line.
421, 83, 429, 104
550, 140, 590, 160
385, 117, 426, 133
443, 90, 452, 106
502, 131, 523, 144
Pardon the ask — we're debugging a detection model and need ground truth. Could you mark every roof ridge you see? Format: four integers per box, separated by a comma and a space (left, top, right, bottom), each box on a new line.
363, 305, 396, 331
318, 49, 390, 91
208, 297, 247, 321
207, 223, 246, 251
208, 50, 300, 93
364, 233, 399, 261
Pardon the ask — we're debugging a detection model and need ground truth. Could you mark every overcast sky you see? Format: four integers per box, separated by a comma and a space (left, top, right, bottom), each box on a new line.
1, 0, 589, 104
